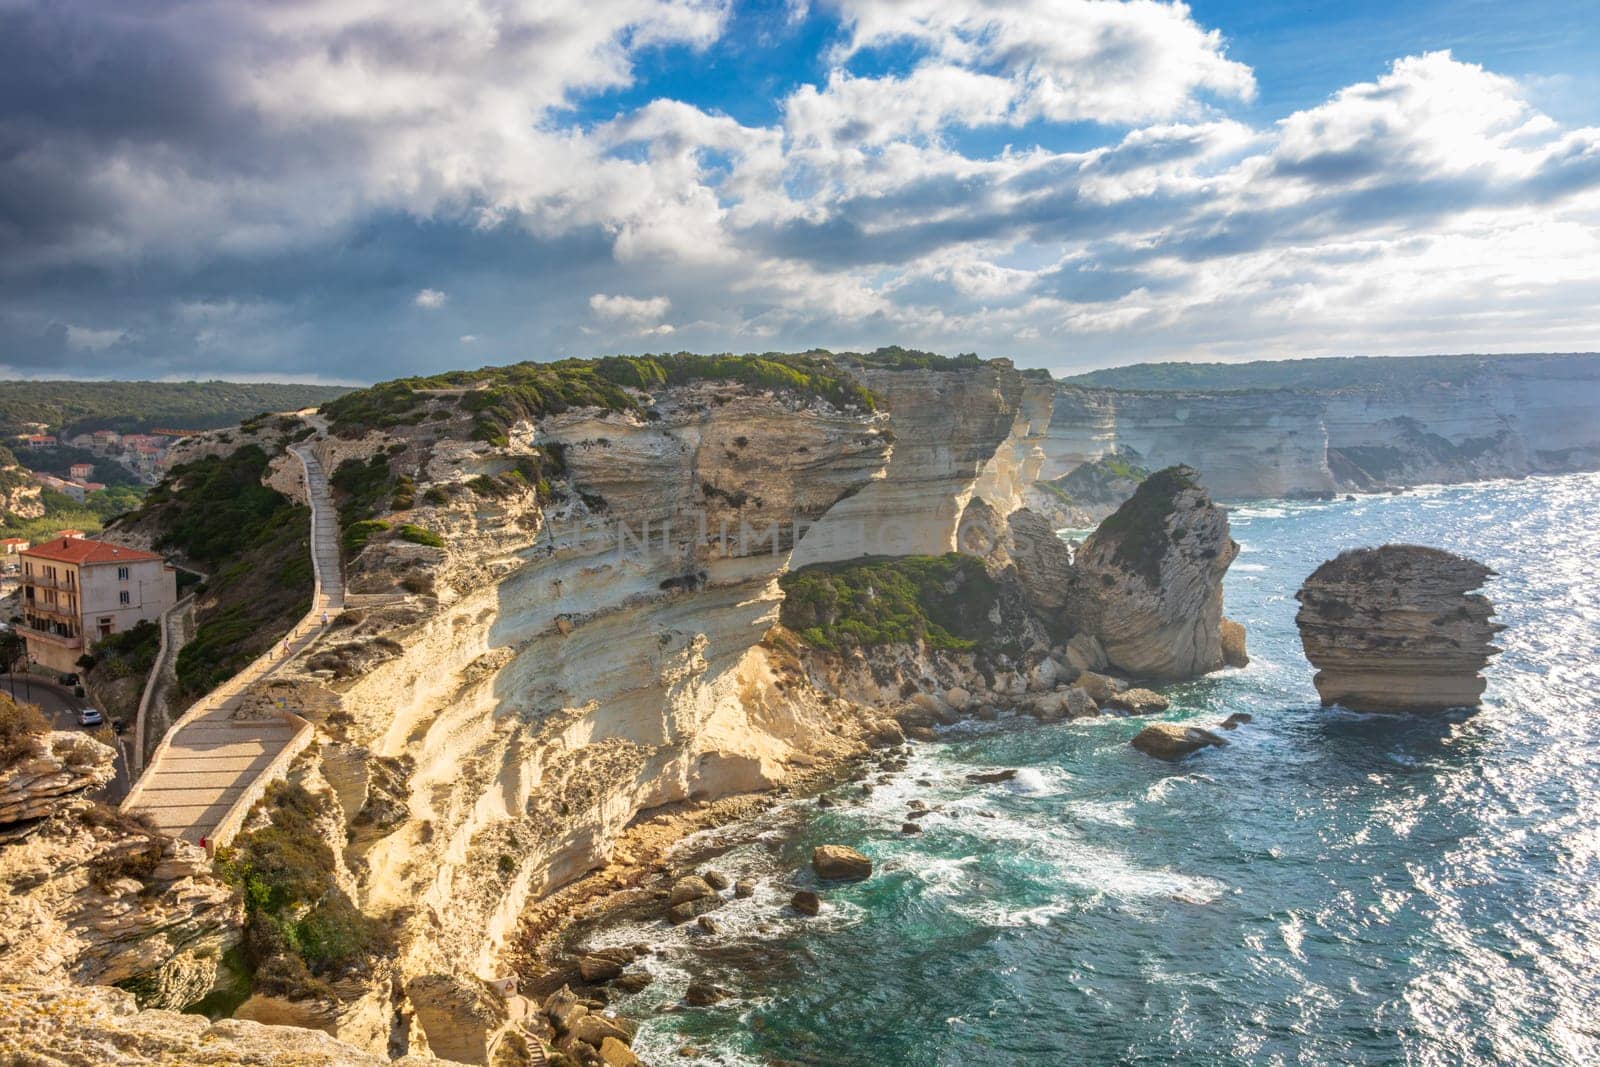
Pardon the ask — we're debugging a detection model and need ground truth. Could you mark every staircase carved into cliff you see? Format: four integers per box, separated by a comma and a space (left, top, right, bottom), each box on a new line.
122, 444, 344, 847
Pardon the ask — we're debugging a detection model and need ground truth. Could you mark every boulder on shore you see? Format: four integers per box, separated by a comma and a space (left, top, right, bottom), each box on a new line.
811, 845, 872, 881
1104, 688, 1169, 715
665, 875, 721, 924
1130, 723, 1228, 761
1295, 545, 1502, 713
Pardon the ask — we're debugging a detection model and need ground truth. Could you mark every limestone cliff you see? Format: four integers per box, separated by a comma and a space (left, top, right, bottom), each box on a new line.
1023, 448, 1150, 529
973, 372, 1054, 516
100, 351, 1247, 1060
1064, 466, 1242, 681
1295, 545, 1502, 713
1041, 354, 1600, 500
1042, 386, 1335, 500
0, 719, 241, 1009
791, 358, 1024, 563
162, 353, 1034, 1057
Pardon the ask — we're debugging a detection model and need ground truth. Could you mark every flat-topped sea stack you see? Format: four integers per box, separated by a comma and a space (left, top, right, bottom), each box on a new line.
1065, 465, 1243, 681
1295, 545, 1502, 713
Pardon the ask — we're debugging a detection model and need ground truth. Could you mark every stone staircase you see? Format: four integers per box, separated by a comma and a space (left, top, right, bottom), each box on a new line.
123, 444, 344, 846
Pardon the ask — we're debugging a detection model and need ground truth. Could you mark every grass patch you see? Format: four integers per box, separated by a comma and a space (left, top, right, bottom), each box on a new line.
779, 554, 1001, 654
342, 519, 388, 556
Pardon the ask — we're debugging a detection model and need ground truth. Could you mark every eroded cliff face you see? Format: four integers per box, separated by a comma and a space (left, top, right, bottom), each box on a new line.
1041, 356, 1600, 500
792, 360, 1024, 564
1041, 386, 1334, 500
973, 373, 1054, 517
0, 723, 241, 1009
212, 363, 1031, 1056
1295, 545, 1502, 713
1065, 466, 1242, 681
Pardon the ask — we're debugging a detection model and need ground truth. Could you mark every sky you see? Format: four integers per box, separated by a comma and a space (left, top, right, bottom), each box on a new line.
3, 0, 1599, 384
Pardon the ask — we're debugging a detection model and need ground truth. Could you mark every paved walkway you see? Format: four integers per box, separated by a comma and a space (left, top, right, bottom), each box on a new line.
123, 444, 343, 843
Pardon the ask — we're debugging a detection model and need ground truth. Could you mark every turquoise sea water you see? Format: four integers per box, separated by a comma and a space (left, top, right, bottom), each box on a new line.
580, 472, 1600, 1066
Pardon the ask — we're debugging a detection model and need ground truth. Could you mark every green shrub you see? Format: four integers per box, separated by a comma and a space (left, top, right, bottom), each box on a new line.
342, 520, 389, 555
330, 454, 393, 527
136, 446, 295, 565
117, 448, 313, 701
396, 524, 443, 548
779, 554, 1000, 654
422, 486, 450, 506
216, 782, 392, 999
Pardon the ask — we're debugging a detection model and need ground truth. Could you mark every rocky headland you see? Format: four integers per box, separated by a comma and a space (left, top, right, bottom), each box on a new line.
11, 349, 1249, 1064
14, 346, 1569, 1065
1295, 545, 1503, 713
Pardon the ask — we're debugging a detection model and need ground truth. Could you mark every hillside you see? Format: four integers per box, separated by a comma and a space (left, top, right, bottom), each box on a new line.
1060, 352, 1600, 394
0, 380, 352, 437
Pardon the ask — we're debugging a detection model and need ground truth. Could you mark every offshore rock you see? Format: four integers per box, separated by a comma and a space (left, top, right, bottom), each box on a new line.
811, 845, 872, 881
1130, 723, 1229, 761
1066, 466, 1239, 681
1004, 507, 1076, 612
1295, 545, 1502, 713
1220, 618, 1249, 668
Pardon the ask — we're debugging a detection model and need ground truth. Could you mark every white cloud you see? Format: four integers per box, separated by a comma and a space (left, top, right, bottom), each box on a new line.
589, 293, 672, 321
65, 325, 125, 351
5, 0, 1600, 377
824, 0, 1255, 124
459, 334, 479, 344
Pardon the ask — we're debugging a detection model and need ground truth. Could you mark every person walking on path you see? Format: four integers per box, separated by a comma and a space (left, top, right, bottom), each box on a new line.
321, 610, 329, 627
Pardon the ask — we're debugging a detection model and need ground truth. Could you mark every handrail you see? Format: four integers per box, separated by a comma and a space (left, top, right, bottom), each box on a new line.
129, 592, 195, 778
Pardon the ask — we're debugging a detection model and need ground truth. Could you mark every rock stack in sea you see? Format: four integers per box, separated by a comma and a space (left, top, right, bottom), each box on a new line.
1064, 465, 1245, 681
1294, 545, 1502, 713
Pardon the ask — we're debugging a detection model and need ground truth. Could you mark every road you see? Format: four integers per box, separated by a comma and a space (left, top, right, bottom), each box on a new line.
2, 673, 131, 803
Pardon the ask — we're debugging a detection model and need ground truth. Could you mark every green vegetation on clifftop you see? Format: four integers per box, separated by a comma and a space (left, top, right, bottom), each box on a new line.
118, 445, 311, 697
320, 351, 901, 440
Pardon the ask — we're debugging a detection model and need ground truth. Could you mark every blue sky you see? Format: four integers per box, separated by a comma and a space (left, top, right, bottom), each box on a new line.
3, 0, 1599, 383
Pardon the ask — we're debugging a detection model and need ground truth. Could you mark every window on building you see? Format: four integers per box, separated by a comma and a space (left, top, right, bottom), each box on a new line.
119, 591, 131, 605
118, 566, 130, 581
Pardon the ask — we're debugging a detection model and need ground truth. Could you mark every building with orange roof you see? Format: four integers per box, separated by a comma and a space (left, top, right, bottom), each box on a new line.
18, 536, 177, 672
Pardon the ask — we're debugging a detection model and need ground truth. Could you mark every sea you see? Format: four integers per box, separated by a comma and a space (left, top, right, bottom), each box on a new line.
570, 471, 1600, 1066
